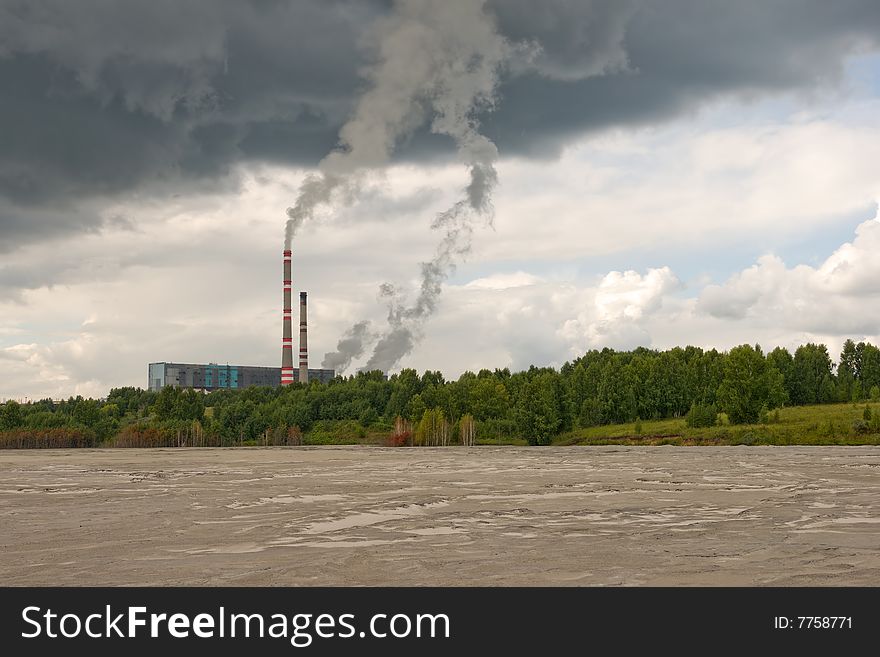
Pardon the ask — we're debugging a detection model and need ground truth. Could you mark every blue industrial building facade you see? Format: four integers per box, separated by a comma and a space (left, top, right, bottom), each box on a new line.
148, 362, 334, 392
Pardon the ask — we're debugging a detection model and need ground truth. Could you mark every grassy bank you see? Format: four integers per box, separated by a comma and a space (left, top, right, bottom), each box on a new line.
555, 402, 880, 446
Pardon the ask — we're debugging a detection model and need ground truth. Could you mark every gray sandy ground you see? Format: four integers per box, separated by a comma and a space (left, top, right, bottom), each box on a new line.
1, 446, 878, 586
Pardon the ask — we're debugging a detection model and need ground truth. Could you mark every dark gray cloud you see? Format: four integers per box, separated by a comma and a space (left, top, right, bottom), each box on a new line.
491, 0, 638, 80
1, 0, 879, 251
482, 0, 880, 156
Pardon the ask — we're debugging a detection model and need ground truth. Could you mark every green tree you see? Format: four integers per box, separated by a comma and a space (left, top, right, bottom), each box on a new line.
384, 368, 421, 419
578, 398, 602, 428
862, 344, 880, 394
840, 339, 861, 380
405, 393, 426, 424
71, 398, 102, 427
819, 374, 837, 405
25, 410, 69, 430
414, 408, 449, 446
717, 344, 785, 424
767, 347, 794, 403
107, 387, 155, 417
852, 380, 864, 403
0, 400, 23, 430
517, 373, 562, 445
470, 379, 510, 421
766, 365, 788, 410
790, 343, 833, 405
420, 370, 445, 387
100, 403, 121, 419
152, 386, 178, 422
174, 389, 205, 422
459, 413, 476, 446
836, 340, 857, 402
358, 407, 378, 427
596, 359, 637, 424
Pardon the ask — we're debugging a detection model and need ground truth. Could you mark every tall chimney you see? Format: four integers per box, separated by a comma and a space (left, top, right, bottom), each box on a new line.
281, 249, 294, 385
299, 291, 309, 384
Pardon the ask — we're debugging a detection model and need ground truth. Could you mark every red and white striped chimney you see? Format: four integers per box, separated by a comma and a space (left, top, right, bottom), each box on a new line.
281, 249, 294, 385
298, 291, 309, 384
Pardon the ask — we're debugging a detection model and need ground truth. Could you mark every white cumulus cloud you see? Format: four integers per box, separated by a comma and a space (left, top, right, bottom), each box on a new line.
698, 210, 880, 335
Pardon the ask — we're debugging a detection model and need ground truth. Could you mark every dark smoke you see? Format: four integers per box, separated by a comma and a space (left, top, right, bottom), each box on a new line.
321, 320, 375, 373
285, 174, 342, 250
362, 132, 499, 371
303, 0, 511, 371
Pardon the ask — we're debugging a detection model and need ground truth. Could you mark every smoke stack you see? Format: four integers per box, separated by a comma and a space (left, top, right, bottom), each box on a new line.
281, 249, 294, 385
299, 291, 309, 384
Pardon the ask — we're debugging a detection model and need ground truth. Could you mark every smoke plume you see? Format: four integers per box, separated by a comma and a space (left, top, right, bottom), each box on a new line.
291, 0, 512, 371
285, 174, 341, 249
321, 320, 375, 373
363, 142, 499, 371
361, 58, 507, 371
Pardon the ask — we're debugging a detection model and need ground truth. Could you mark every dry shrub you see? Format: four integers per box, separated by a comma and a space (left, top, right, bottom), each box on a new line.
0, 428, 96, 449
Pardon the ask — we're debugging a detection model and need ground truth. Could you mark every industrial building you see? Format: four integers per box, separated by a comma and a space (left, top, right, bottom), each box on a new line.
147, 246, 335, 392
147, 362, 334, 392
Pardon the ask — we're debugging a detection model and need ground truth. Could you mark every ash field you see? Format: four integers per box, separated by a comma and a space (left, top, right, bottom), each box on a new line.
1, 446, 879, 586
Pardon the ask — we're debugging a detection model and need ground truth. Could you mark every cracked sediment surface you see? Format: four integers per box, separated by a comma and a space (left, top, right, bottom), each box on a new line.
1, 446, 878, 586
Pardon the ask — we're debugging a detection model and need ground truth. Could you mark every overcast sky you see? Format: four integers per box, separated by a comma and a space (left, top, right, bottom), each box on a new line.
2, 0, 880, 400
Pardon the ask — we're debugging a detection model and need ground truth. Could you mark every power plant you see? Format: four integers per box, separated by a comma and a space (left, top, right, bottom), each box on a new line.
298, 291, 309, 385
148, 246, 333, 391
281, 248, 294, 385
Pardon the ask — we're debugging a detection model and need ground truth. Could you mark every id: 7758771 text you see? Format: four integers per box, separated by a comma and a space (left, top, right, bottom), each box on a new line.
773, 616, 852, 629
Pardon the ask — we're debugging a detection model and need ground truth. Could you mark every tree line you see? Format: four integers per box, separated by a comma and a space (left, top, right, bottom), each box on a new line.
2, 339, 879, 447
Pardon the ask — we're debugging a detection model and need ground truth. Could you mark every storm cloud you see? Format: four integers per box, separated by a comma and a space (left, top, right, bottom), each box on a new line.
1, 0, 880, 252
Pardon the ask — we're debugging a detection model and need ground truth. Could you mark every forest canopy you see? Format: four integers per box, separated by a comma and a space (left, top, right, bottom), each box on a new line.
2, 340, 880, 447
